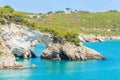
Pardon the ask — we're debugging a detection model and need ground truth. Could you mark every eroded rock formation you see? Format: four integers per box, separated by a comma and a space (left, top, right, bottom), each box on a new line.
41, 43, 106, 60
0, 23, 52, 58
0, 36, 24, 69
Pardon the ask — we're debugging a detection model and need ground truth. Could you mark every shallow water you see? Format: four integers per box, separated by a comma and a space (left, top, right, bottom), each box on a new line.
0, 40, 120, 80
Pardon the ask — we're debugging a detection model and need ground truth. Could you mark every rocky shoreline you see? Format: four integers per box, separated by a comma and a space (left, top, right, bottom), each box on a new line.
0, 23, 108, 61
0, 54, 23, 69
41, 43, 106, 60
79, 34, 120, 42
2, 23, 119, 69
0, 33, 38, 70
0, 23, 52, 58
0, 54, 37, 70
41, 34, 120, 61
0, 35, 25, 69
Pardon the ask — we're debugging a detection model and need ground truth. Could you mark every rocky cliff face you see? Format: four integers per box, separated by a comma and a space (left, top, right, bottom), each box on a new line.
0, 36, 12, 55
0, 23, 106, 61
0, 36, 24, 69
0, 23, 52, 58
41, 43, 106, 60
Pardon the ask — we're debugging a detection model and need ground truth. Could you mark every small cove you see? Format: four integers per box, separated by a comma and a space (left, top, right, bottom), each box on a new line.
0, 40, 120, 80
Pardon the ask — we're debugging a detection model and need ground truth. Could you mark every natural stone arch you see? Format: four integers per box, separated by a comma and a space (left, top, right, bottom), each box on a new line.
0, 23, 52, 58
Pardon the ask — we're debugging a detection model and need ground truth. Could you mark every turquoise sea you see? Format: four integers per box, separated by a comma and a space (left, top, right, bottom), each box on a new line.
0, 40, 120, 80
30, 43, 46, 57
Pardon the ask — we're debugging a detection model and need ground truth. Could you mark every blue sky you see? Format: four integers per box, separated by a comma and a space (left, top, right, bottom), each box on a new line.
1, 0, 120, 13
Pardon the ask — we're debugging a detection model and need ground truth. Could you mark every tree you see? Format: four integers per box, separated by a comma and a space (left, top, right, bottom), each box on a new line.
107, 10, 118, 12
39, 13, 43, 15
74, 9, 78, 13
3, 5, 14, 13
47, 11, 54, 14
65, 8, 72, 13
4, 5, 12, 8
55, 10, 65, 14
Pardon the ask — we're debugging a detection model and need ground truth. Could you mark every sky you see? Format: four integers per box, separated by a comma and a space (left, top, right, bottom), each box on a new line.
1, 0, 120, 13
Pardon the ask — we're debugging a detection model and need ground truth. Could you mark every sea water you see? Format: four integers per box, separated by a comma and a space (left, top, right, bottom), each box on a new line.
0, 40, 120, 80
30, 43, 46, 57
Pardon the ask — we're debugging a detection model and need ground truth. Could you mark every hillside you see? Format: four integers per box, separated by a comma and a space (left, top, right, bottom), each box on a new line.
1, 6, 120, 44
35, 11, 120, 36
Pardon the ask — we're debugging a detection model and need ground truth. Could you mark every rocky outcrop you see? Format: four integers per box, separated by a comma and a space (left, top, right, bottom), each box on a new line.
79, 34, 104, 42
41, 43, 106, 60
0, 36, 26, 69
79, 34, 120, 42
0, 54, 37, 69
0, 23, 52, 58
0, 54, 23, 69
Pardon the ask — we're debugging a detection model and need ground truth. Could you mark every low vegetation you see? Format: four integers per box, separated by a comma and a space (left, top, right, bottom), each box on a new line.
1, 5, 120, 44
0, 51, 3, 55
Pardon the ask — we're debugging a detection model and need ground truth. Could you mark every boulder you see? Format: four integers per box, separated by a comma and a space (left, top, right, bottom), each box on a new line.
32, 64, 37, 68
41, 43, 106, 60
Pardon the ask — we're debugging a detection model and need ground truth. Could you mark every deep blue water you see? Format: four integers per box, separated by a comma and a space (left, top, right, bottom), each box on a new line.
0, 40, 120, 80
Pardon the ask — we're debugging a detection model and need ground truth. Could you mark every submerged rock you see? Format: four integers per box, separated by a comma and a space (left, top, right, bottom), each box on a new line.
41, 43, 106, 60
32, 64, 37, 68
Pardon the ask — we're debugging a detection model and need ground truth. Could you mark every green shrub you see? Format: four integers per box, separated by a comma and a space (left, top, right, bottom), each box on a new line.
0, 51, 3, 55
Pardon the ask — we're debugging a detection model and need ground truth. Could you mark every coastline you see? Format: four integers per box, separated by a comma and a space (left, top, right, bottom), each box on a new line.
79, 34, 120, 42
1, 23, 120, 69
